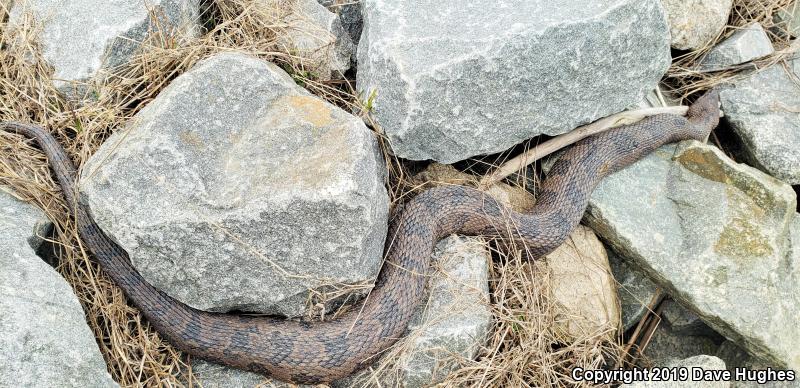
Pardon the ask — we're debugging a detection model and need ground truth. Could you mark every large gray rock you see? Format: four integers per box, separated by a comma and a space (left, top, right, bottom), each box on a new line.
700, 23, 774, 71
9, 0, 199, 96
357, 0, 671, 163
79, 52, 388, 317
622, 355, 729, 388
584, 141, 800, 370
0, 189, 118, 387
397, 235, 491, 387
661, 0, 732, 50
283, 0, 354, 80
720, 57, 800, 185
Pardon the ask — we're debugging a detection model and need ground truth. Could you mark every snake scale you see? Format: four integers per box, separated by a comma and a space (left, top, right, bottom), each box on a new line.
1, 90, 720, 384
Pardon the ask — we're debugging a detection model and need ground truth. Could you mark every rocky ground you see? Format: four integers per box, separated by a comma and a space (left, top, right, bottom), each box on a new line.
0, 0, 798, 387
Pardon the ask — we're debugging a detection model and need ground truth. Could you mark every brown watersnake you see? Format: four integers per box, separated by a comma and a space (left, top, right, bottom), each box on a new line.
1, 90, 720, 384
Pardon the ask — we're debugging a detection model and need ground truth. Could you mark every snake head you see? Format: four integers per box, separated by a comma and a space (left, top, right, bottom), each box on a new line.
686, 88, 721, 135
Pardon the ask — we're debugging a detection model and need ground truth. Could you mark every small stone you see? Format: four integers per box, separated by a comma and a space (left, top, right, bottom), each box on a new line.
546, 225, 620, 341
8, 0, 200, 97
720, 56, 800, 185
0, 189, 118, 387
398, 235, 492, 387
699, 23, 774, 71
622, 355, 729, 388
318, 0, 363, 46
283, 0, 354, 80
79, 52, 388, 317
661, 0, 732, 50
585, 140, 800, 370
608, 250, 659, 332
357, 0, 671, 163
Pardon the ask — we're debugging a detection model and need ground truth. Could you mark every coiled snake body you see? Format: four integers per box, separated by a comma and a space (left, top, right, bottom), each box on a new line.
2, 91, 720, 384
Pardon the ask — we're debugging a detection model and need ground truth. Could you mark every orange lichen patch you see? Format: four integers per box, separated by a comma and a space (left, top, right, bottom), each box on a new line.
285, 95, 334, 128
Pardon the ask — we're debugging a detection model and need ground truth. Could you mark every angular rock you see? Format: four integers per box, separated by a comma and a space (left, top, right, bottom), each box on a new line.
0, 189, 118, 387
608, 250, 659, 332
717, 341, 800, 388
700, 23, 774, 71
661, 299, 720, 338
79, 52, 388, 317
283, 0, 354, 80
720, 57, 800, 184
9, 0, 199, 97
584, 140, 800, 370
357, 0, 671, 163
398, 235, 491, 387
318, 0, 363, 46
546, 225, 620, 341
661, 0, 732, 50
622, 355, 729, 388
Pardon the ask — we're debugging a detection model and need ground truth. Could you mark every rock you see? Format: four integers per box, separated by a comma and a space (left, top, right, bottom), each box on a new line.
661, 0, 732, 50
661, 299, 720, 338
397, 235, 492, 387
545, 225, 620, 341
0, 189, 118, 387
584, 140, 800, 370
283, 0, 354, 80
79, 52, 388, 317
318, 0, 363, 46
357, 0, 671, 163
645, 320, 721, 366
699, 23, 774, 71
774, 1, 800, 38
9, 0, 199, 97
719, 56, 800, 185
717, 341, 800, 388
609, 250, 659, 332
622, 355, 729, 388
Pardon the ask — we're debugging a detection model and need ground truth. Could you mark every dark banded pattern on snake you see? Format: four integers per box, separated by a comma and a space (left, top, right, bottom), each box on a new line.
1, 90, 720, 384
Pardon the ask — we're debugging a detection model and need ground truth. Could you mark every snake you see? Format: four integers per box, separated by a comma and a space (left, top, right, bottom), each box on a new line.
1, 90, 720, 384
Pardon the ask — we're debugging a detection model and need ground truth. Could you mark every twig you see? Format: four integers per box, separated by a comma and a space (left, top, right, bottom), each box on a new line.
478, 106, 688, 189
615, 288, 665, 369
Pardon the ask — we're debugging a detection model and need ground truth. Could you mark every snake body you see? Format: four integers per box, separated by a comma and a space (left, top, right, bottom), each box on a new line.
2, 90, 720, 384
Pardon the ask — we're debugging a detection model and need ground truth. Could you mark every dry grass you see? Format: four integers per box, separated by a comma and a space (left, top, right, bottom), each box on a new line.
0, 0, 795, 387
